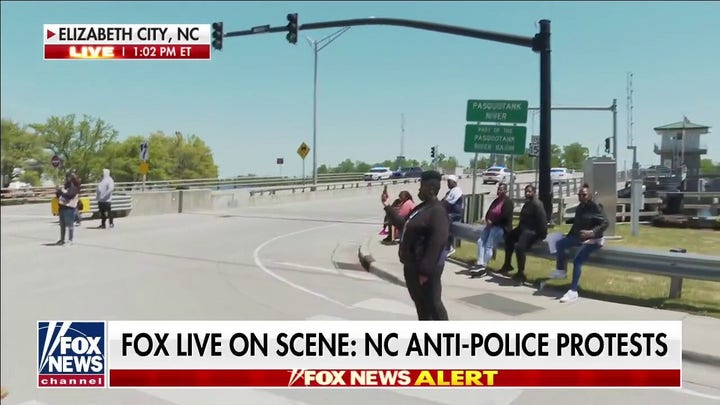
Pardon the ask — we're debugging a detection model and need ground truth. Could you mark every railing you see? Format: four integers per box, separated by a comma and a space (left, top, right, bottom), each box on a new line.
0, 172, 371, 203
450, 222, 720, 299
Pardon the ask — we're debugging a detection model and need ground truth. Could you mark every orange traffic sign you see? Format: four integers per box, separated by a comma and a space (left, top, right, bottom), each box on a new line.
297, 142, 310, 159
139, 161, 149, 175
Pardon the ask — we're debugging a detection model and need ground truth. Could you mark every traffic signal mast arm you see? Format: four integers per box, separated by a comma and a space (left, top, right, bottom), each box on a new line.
223, 16, 536, 49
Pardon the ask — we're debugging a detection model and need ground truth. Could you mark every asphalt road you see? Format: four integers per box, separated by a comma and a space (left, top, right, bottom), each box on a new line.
2, 177, 718, 404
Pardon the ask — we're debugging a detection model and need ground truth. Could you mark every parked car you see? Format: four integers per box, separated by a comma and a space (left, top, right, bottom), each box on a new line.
393, 166, 423, 178
550, 167, 571, 184
481, 166, 515, 185
363, 167, 394, 181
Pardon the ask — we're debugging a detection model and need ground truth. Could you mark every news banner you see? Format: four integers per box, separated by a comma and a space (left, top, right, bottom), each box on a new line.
37, 320, 683, 389
43, 24, 212, 60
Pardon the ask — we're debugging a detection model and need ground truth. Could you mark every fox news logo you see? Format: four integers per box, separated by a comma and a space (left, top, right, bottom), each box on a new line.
37, 321, 106, 387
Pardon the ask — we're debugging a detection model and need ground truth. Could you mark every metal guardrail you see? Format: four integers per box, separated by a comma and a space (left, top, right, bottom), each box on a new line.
247, 177, 425, 196
450, 222, 720, 299
0, 172, 371, 203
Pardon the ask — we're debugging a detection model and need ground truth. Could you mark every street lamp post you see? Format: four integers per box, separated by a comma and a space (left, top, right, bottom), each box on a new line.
306, 27, 351, 186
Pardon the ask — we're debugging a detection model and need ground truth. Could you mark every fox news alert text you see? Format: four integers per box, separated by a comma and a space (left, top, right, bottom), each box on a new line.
43, 24, 211, 60
87, 320, 681, 388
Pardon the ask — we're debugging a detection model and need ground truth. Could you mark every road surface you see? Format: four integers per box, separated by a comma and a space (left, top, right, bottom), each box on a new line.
2, 178, 718, 404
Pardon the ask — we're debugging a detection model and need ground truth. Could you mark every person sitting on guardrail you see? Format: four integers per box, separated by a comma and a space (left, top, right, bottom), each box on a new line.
55, 173, 81, 246
498, 184, 547, 283
381, 170, 450, 321
470, 183, 514, 275
549, 183, 609, 303
389, 191, 415, 243
442, 175, 464, 255
96, 168, 115, 229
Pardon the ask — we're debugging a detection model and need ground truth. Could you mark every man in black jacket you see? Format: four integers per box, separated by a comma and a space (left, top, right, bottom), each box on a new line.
548, 184, 609, 302
383, 170, 450, 321
499, 184, 547, 283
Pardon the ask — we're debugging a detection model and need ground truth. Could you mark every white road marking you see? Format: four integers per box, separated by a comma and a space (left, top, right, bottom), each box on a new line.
138, 388, 312, 405
351, 298, 417, 316
253, 223, 358, 309
673, 387, 720, 400
271, 261, 380, 281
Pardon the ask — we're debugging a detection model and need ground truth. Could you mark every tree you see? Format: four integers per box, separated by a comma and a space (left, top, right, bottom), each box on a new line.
30, 114, 118, 183
551, 144, 562, 167
439, 156, 459, 172
1, 119, 47, 186
700, 159, 720, 175
561, 142, 590, 170
101, 132, 218, 182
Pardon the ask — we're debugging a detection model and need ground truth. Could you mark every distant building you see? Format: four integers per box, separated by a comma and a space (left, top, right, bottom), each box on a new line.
653, 118, 710, 179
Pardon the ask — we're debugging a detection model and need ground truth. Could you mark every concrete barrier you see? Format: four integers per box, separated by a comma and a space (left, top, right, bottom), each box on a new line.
128, 189, 213, 216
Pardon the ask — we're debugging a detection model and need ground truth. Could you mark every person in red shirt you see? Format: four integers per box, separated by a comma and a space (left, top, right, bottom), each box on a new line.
470, 183, 514, 275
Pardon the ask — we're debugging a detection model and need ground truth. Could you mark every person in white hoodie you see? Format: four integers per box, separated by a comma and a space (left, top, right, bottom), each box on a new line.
96, 168, 115, 228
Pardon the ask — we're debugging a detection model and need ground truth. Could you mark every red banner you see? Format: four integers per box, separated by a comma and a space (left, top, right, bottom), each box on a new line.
109, 369, 681, 388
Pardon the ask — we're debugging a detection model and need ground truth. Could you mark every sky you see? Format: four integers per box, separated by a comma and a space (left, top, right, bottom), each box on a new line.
1, 1, 719, 178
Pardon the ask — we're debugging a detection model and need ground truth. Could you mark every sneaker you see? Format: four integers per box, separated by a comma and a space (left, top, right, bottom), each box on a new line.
109, 223, 114, 229
469, 264, 486, 273
55, 240, 65, 246
448, 248, 456, 257
512, 273, 527, 284
64, 240, 74, 247
560, 289, 578, 302
379, 229, 388, 236
548, 269, 567, 279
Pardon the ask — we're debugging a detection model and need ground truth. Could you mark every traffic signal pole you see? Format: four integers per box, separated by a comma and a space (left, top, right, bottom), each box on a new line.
222, 16, 552, 218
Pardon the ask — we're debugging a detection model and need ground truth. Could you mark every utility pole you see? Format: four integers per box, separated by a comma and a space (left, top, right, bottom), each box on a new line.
306, 27, 351, 186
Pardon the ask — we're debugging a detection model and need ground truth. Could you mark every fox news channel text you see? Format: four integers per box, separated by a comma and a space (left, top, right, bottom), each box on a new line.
43, 24, 212, 60
88, 320, 681, 388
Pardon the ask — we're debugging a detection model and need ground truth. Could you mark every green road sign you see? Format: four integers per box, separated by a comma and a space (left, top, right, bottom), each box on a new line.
466, 100, 529, 124
464, 124, 527, 155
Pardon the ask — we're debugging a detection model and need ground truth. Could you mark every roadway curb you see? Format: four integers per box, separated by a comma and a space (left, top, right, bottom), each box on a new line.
682, 350, 720, 368
358, 237, 406, 288
359, 237, 720, 368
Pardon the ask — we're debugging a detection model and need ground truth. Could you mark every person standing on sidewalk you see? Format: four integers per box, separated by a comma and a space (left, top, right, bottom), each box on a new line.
470, 183, 514, 276
96, 168, 115, 229
55, 173, 80, 246
498, 184, 547, 284
442, 175, 464, 256
382, 170, 450, 321
548, 183, 608, 303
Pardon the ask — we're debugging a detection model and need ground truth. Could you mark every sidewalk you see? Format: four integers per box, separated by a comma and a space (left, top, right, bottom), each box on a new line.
358, 234, 720, 367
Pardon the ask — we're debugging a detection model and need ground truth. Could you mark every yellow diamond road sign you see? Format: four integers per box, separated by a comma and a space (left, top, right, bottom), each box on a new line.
139, 161, 149, 175
297, 142, 310, 159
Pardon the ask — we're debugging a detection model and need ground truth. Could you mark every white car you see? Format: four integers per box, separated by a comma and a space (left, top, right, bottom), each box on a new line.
550, 167, 571, 184
363, 167, 393, 181
481, 166, 515, 185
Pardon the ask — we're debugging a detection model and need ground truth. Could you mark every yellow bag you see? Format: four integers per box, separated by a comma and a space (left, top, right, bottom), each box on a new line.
51, 196, 90, 216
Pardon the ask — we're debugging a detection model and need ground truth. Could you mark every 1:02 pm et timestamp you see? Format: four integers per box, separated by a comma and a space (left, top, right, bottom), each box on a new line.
125, 45, 195, 58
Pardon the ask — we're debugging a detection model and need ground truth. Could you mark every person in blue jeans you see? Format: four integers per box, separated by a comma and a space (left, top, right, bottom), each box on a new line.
548, 183, 609, 302
470, 183, 513, 275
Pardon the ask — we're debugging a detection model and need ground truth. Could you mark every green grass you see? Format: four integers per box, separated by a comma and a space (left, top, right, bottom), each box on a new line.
452, 223, 720, 317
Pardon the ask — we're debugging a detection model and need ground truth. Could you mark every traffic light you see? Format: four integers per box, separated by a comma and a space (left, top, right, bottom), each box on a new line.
604, 137, 611, 154
430, 147, 436, 158
212, 22, 223, 51
286, 13, 298, 44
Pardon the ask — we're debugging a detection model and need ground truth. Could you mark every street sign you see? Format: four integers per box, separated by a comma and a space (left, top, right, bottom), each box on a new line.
297, 142, 310, 159
139, 141, 149, 161
51, 155, 62, 168
464, 124, 527, 155
466, 99, 529, 124
528, 135, 540, 157
277, 157, 284, 165
139, 161, 149, 175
